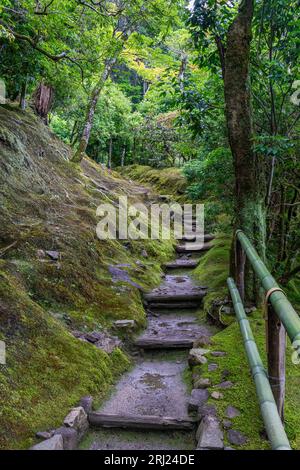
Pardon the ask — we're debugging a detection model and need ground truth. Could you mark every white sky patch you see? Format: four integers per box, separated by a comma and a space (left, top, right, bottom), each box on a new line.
188, 0, 195, 11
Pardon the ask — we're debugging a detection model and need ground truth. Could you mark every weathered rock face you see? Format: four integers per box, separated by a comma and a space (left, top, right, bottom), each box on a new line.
64, 406, 89, 438
31, 434, 64, 450
188, 348, 210, 367
196, 415, 224, 450
188, 389, 209, 413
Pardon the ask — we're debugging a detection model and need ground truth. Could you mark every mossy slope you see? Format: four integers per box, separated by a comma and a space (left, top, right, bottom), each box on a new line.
0, 106, 174, 449
118, 165, 188, 203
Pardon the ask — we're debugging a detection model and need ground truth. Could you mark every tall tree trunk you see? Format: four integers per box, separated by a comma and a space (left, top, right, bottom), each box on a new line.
72, 58, 117, 163
19, 77, 27, 110
121, 146, 126, 167
178, 54, 188, 92
224, 0, 266, 302
33, 82, 54, 124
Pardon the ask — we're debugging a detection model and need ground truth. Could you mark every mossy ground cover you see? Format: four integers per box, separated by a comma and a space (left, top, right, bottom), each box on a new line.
118, 165, 188, 203
0, 106, 174, 449
192, 234, 300, 450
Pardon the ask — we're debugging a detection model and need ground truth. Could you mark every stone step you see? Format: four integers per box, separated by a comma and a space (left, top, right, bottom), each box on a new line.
88, 413, 196, 431
176, 243, 213, 254
163, 259, 200, 269
144, 291, 206, 302
182, 234, 215, 243
148, 302, 199, 310
134, 337, 195, 350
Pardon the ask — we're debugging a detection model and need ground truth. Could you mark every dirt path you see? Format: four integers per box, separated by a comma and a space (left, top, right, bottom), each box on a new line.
80, 232, 215, 450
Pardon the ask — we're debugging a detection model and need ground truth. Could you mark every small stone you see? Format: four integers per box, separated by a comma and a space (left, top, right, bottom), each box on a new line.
196, 415, 224, 450
222, 369, 231, 380
31, 434, 64, 450
85, 331, 101, 344
194, 378, 211, 389
188, 348, 210, 367
64, 407, 88, 438
211, 351, 227, 357
225, 406, 240, 419
227, 430, 248, 446
222, 306, 233, 315
215, 381, 234, 389
193, 336, 212, 348
223, 419, 232, 430
211, 391, 224, 400
79, 396, 93, 414
141, 249, 148, 258
54, 427, 78, 450
113, 320, 136, 329
35, 431, 53, 440
188, 389, 209, 413
45, 250, 60, 261
198, 404, 217, 419
36, 249, 45, 259
208, 363, 218, 372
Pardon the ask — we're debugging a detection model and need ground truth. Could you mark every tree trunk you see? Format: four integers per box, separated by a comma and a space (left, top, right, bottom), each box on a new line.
72, 58, 117, 163
19, 78, 27, 110
121, 146, 126, 167
33, 82, 54, 124
178, 54, 188, 92
224, 0, 266, 302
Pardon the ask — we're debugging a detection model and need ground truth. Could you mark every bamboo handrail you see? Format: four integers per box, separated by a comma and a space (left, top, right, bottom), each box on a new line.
227, 277, 291, 450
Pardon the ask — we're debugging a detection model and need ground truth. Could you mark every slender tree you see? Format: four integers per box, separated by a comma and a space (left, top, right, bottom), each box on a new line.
224, 0, 266, 301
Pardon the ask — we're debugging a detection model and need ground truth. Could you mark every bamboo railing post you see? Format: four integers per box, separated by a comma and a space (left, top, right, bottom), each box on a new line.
235, 231, 246, 302
267, 302, 286, 421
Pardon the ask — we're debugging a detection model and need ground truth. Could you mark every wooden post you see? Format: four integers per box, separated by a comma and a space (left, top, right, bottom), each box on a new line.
267, 303, 286, 421
235, 237, 246, 302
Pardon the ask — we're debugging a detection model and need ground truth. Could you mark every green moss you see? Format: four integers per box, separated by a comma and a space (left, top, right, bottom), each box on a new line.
196, 310, 300, 450
0, 270, 131, 450
193, 234, 231, 318
118, 165, 188, 203
0, 107, 176, 449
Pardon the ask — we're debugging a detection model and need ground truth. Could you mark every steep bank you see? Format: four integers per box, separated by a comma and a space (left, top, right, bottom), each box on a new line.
0, 105, 174, 449
118, 165, 188, 203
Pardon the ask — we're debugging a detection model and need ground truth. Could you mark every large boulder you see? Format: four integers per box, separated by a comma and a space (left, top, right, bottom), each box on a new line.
196, 415, 224, 450
31, 434, 63, 450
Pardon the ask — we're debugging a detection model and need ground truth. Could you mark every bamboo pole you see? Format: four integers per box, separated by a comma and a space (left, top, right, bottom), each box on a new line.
236, 230, 300, 346
227, 278, 291, 450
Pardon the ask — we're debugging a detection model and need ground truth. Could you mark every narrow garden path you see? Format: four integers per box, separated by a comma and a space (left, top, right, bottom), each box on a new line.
80, 215, 218, 451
